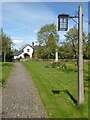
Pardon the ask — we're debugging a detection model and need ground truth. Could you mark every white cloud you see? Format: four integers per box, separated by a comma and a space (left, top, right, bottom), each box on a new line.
2, 2, 88, 50
13, 39, 23, 44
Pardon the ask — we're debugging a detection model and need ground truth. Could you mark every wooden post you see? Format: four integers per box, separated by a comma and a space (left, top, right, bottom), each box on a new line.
78, 5, 84, 105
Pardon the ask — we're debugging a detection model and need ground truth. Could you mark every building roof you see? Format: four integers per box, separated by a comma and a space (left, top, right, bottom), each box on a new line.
14, 50, 22, 56
14, 44, 38, 56
22, 44, 32, 50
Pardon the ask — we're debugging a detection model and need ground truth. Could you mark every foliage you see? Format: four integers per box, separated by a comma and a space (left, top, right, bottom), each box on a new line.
0, 28, 14, 62
58, 27, 88, 59
58, 45, 74, 59
23, 60, 88, 118
2, 62, 13, 84
83, 33, 89, 59
0, 62, 2, 84
45, 61, 68, 69
46, 33, 57, 59
64, 27, 77, 59
36, 25, 88, 60
37, 23, 59, 45
36, 23, 59, 59
34, 45, 45, 59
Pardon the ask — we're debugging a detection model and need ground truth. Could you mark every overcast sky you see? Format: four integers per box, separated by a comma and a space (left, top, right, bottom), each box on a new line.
1, 2, 88, 49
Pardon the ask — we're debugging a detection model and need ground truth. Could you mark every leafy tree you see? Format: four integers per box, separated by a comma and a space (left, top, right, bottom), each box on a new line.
64, 27, 78, 59
83, 33, 89, 59
36, 23, 59, 59
46, 33, 56, 59
0, 28, 13, 62
64, 27, 87, 60
34, 45, 45, 59
37, 23, 59, 45
88, 33, 90, 59
58, 45, 74, 59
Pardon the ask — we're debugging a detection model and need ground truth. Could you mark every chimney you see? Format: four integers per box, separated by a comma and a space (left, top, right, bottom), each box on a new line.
32, 42, 34, 48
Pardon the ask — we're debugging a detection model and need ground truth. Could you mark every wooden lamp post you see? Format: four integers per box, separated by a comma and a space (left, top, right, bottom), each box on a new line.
58, 5, 84, 106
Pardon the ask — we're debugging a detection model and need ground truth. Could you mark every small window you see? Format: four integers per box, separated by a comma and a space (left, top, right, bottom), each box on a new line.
27, 49, 30, 52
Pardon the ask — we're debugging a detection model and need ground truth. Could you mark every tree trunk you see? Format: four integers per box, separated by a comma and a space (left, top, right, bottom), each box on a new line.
4, 53, 6, 62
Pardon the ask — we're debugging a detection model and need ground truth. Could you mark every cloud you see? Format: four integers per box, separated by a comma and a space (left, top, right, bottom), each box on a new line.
2, 2, 56, 48
13, 39, 23, 44
2, 2, 88, 50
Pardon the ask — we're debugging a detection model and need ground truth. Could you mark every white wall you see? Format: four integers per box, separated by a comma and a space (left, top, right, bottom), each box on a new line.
14, 53, 24, 59
14, 56, 18, 59
18, 53, 24, 59
14, 45, 33, 59
23, 45, 33, 58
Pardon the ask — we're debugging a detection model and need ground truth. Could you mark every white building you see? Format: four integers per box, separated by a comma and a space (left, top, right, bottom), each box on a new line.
14, 43, 35, 60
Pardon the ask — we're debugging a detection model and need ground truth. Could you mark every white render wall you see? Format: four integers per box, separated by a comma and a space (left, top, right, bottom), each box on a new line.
23, 46, 33, 58
14, 56, 18, 59
18, 53, 24, 58
14, 45, 33, 59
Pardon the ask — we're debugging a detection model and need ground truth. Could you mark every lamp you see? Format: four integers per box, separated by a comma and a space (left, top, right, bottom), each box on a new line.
58, 14, 69, 31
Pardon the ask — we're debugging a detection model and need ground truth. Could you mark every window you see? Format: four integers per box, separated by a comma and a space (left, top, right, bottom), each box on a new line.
27, 49, 30, 52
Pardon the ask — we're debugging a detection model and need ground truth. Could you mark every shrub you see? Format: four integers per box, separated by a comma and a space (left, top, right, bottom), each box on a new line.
45, 61, 69, 69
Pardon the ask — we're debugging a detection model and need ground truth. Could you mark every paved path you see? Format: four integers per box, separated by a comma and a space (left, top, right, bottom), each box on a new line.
0, 87, 2, 120
2, 62, 47, 118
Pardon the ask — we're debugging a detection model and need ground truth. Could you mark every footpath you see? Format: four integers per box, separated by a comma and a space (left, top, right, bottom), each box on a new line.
2, 62, 47, 118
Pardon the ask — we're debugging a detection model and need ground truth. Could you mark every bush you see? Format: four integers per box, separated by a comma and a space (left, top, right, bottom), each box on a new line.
45, 61, 69, 69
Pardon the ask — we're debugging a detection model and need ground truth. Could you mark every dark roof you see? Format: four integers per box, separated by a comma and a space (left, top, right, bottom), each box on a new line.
14, 44, 38, 56
22, 44, 32, 50
14, 50, 22, 56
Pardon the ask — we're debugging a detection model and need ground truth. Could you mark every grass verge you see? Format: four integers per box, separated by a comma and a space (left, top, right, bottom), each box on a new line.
2, 62, 13, 84
22, 60, 88, 118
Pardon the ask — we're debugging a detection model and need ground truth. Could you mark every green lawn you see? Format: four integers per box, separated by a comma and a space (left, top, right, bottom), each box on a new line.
0, 62, 2, 86
22, 60, 88, 118
2, 62, 13, 84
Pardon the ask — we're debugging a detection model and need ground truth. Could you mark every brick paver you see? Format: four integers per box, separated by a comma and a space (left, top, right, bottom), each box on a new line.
2, 62, 47, 118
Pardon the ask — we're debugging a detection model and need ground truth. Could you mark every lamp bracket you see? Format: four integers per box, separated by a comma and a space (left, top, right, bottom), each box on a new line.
69, 16, 78, 18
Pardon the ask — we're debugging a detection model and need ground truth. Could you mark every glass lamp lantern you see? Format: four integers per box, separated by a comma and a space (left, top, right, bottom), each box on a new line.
58, 14, 69, 31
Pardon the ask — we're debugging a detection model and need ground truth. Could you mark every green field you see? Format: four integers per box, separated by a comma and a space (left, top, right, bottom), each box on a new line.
2, 62, 13, 84
0, 62, 2, 86
22, 60, 88, 118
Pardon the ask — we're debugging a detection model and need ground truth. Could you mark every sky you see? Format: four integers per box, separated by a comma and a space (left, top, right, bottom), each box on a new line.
1, 2, 88, 49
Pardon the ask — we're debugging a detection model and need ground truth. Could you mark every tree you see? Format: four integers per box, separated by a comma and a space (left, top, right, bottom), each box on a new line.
64, 27, 87, 60
83, 33, 89, 59
46, 33, 56, 59
0, 28, 13, 62
37, 23, 59, 45
37, 23, 59, 59
64, 27, 78, 59
58, 45, 74, 59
